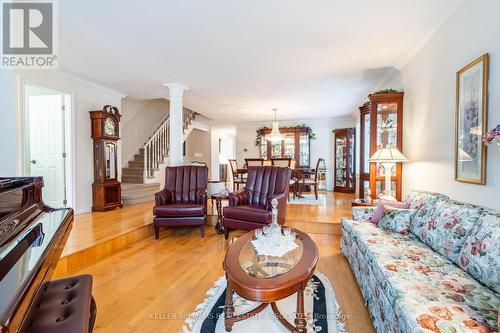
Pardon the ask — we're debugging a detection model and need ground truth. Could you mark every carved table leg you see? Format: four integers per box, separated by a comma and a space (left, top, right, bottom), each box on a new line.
294, 287, 306, 333
224, 279, 235, 332
215, 198, 224, 234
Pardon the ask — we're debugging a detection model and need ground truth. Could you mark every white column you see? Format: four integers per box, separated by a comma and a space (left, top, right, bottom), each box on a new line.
163, 83, 188, 166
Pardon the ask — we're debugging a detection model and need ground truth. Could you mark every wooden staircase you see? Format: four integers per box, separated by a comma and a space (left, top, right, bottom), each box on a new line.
120, 110, 196, 205
122, 149, 150, 183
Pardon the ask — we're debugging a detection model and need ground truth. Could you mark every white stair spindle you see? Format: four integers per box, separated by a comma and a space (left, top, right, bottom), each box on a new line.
153, 137, 157, 169
137, 110, 195, 182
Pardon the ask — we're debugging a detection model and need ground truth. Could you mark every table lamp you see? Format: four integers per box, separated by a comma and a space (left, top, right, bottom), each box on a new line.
369, 146, 409, 201
193, 152, 203, 162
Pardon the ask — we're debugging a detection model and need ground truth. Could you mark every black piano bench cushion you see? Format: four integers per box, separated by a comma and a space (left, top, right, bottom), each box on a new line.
23, 274, 96, 333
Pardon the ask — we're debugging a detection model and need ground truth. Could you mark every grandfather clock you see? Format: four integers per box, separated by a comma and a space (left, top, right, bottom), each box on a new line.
90, 105, 122, 211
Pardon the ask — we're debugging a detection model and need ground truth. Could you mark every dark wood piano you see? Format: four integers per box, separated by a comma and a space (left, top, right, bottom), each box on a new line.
0, 177, 95, 333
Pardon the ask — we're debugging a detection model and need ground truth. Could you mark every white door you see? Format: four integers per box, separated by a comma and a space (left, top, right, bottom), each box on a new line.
27, 93, 66, 207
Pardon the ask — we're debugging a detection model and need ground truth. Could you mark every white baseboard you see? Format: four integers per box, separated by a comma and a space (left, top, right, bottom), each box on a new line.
74, 206, 92, 215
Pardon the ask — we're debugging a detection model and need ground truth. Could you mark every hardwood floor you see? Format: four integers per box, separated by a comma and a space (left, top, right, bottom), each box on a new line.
64, 192, 351, 257
54, 191, 375, 332
56, 228, 374, 333
286, 192, 354, 224
62, 201, 155, 256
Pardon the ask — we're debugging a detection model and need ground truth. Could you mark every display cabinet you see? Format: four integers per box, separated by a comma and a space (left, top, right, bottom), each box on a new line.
333, 128, 356, 193
359, 92, 404, 201
358, 102, 371, 199
90, 105, 122, 211
258, 127, 311, 168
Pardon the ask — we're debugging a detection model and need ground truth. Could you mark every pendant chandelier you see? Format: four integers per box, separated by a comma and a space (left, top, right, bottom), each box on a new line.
267, 108, 284, 143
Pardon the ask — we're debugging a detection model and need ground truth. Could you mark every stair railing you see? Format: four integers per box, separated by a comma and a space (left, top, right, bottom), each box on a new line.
143, 110, 196, 180
121, 100, 164, 166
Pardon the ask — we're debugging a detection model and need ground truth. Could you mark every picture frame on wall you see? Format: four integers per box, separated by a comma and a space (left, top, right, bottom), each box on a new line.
455, 53, 489, 184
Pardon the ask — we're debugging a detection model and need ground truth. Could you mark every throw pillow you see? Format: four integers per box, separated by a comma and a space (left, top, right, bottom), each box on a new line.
404, 190, 449, 236
369, 204, 385, 225
419, 199, 484, 265
378, 207, 416, 235
458, 211, 500, 294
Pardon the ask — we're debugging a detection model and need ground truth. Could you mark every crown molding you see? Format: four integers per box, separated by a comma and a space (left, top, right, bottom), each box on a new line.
51, 70, 128, 98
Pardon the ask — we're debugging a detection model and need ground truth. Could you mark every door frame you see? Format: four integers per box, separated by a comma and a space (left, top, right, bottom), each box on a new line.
19, 78, 75, 209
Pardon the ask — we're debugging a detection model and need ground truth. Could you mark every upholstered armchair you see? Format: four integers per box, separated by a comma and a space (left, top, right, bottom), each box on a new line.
222, 166, 292, 239
153, 166, 208, 239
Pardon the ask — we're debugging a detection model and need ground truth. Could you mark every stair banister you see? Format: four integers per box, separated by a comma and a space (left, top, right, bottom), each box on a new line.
142, 110, 194, 181
143, 117, 170, 179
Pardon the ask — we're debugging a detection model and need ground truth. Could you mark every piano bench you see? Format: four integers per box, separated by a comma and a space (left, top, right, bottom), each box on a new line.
23, 274, 97, 333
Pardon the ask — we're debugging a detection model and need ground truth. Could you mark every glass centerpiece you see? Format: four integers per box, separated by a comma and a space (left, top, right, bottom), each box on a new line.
247, 198, 299, 259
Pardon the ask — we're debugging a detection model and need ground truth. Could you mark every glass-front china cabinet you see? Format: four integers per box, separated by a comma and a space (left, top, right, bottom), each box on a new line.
258, 127, 311, 168
333, 128, 356, 193
358, 102, 371, 198
359, 92, 404, 201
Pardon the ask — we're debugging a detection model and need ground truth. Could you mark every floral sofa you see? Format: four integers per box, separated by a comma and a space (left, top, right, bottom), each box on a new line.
341, 190, 499, 333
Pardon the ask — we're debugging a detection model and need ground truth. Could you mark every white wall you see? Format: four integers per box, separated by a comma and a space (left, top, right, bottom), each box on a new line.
121, 98, 169, 166
0, 71, 18, 175
235, 117, 355, 191
0, 70, 125, 213
185, 128, 212, 171
382, 0, 500, 209
210, 127, 236, 181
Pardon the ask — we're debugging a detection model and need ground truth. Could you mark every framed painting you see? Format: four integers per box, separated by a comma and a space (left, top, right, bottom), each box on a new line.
455, 54, 489, 184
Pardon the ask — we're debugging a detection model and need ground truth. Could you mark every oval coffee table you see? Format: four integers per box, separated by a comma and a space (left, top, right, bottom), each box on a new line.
223, 229, 318, 332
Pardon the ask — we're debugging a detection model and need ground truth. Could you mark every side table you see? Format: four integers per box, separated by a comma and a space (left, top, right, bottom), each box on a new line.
211, 193, 228, 234
351, 198, 377, 207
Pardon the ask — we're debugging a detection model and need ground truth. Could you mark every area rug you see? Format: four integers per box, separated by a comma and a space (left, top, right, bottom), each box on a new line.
182, 272, 346, 333
288, 194, 321, 206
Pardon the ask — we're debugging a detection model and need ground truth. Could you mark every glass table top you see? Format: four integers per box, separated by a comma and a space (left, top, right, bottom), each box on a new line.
238, 232, 304, 279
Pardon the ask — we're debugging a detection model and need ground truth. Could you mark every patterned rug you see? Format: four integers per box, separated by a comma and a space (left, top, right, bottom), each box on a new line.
182, 272, 346, 333
288, 194, 322, 205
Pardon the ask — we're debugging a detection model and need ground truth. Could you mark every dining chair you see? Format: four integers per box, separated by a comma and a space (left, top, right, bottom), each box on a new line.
297, 158, 324, 200
270, 158, 291, 167
245, 158, 264, 167
228, 159, 246, 191
271, 158, 298, 200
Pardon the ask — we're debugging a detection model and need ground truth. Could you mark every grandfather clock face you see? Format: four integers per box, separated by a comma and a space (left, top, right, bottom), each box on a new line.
104, 117, 117, 136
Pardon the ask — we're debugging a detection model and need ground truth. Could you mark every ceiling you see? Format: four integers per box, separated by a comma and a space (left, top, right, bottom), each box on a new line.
58, 0, 464, 123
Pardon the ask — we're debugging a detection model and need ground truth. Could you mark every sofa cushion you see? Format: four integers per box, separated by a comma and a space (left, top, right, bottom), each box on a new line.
403, 190, 449, 236
223, 205, 271, 224
419, 199, 484, 265
351, 206, 377, 221
458, 210, 500, 294
341, 219, 499, 331
153, 204, 205, 217
378, 208, 415, 235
